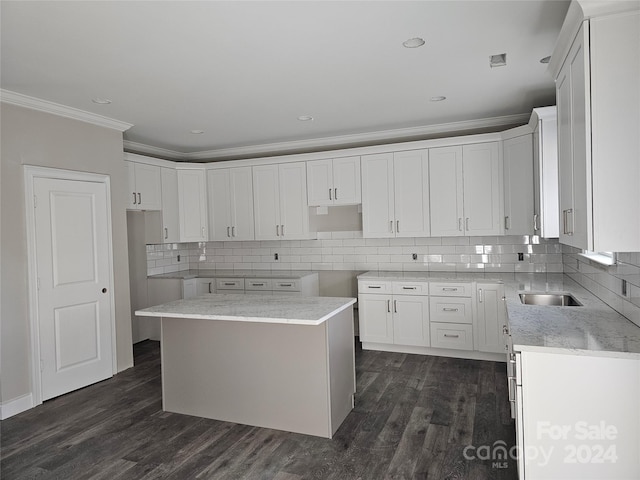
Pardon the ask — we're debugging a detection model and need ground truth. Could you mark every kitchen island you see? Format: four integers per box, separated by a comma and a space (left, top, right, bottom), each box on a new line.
136, 294, 356, 438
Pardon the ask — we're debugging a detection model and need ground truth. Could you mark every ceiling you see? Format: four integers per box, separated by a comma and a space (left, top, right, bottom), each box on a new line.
1, 1, 570, 160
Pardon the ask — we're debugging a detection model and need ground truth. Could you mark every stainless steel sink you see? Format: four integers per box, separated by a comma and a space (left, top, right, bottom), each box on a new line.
519, 293, 582, 306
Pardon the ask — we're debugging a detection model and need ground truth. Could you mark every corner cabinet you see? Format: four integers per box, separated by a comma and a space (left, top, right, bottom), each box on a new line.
361, 150, 430, 238
252, 162, 310, 240
429, 142, 502, 236
553, 7, 640, 251
207, 167, 254, 241
307, 156, 361, 206
126, 160, 162, 211
503, 134, 534, 236
177, 168, 208, 242
531, 106, 559, 238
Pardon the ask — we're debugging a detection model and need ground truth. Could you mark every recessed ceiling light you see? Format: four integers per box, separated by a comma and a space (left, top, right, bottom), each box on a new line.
430, 96, 447, 102
403, 37, 425, 48
297, 115, 314, 122
91, 97, 112, 104
190, 130, 204, 134
540, 56, 551, 64
489, 53, 507, 68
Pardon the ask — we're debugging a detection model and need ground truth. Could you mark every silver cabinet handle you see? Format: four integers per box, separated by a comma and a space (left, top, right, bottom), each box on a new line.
232, 226, 235, 237
478, 288, 483, 303
396, 220, 400, 233
465, 217, 470, 231
276, 225, 280, 236
133, 192, 137, 205
444, 334, 460, 338
224, 282, 237, 286
443, 308, 459, 312
442, 287, 458, 292
458, 218, 463, 231
334, 188, 337, 200
394, 300, 397, 313
252, 283, 265, 287
201, 226, 205, 237
368, 285, 382, 289
390, 220, 394, 233
208, 282, 212, 294
533, 214, 539, 232
279, 283, 293, 287
138, 192, 142, 205
387, 299, 391, 313
566, 208, 573, 235
281, 224, 285, 236
329, 188, 332, 200
227, 226, 231, 237
402, 286, 416, 290
164, 227, 168, 240
505, 216, 510, 230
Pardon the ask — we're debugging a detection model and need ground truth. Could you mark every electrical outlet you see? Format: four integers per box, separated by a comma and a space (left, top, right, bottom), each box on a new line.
412, 253, 418, 260
518, 252, 524, 261
177, 254, 181, 262
274, 253, 279, 261
622, 279, 628, 297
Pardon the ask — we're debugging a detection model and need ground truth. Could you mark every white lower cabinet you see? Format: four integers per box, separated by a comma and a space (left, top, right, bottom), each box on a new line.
196, 278, 215, 295
358, 276, 506, 360
512, 350, 640, 480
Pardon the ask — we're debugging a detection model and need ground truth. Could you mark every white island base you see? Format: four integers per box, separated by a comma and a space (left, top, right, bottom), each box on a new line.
138, 294, 356, 438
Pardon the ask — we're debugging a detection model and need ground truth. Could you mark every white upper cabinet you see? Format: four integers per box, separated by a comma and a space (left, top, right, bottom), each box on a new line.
307, 156, 361, 206
160, 167, 179, 243
253, 162, 310, 240
430, 142, 502, 236
429, 146, 464, 236
361, 150, 430, 238
552, 6, 640, 251
126, 160, 162, 211
208, 167, 254, 241
177, 168, 208, 242
503, 134, 534, 236
531, 106, 559, 238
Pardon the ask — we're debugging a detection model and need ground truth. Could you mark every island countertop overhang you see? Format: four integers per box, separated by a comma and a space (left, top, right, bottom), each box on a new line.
135, 293, 357, 326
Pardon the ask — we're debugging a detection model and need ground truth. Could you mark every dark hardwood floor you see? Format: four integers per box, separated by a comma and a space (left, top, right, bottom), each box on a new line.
1, 340, 517, 479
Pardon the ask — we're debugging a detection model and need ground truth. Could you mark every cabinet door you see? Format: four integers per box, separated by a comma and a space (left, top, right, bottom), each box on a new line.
196, 278, 215, 296
533, 110, 560, 239
393, 150, 430, 237
557, 61, 574, 246
429, 146, 464, 236
161, 168, 179, 243
208, 169, 233, 241
361, 153, 394, 238
182, 279, 197, 299
177, 169, 208, 242
392, 295, 430, 347
126, 162, 138, 210
253, 165, 281, 240
278, 162, 309, 238
462, 142, 502, 236
306, 159, 333, 206
503, 135, 534, 236
475, 283, 506, 354
134, 163, 162, 210
358, 294, 393, 344
229, 167, 255, 241
332, 156, 361, 205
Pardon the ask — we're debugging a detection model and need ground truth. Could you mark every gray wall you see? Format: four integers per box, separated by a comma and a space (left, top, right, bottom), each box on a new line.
0, 103, 133, 405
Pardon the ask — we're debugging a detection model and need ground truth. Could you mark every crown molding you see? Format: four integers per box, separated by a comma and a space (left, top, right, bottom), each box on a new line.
0, 89, 133, 132
173, 113, 530, 162
122, 140, 185, 160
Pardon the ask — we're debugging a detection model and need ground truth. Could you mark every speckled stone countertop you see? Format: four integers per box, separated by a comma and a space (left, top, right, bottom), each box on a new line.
149, 269, 318, 280
358, 271, 640, 358
135, 293, 356, 326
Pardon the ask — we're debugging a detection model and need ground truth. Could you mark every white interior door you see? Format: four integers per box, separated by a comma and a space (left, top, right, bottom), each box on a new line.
34, 177, 114, 401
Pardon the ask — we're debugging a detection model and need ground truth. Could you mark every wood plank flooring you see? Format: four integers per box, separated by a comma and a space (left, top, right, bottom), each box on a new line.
1, 341, 517, 479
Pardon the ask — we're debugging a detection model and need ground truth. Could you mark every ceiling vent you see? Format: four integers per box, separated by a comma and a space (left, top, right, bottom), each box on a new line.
489, 53, 507, 68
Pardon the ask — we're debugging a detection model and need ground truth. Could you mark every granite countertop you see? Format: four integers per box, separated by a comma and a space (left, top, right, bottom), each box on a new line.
135, 293, 356, 326
358, 271, 640, 358
149, 269, 319, 280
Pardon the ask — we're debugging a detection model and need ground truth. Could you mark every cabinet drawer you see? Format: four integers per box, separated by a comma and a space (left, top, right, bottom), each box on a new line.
392, 281, 428, 295
430, 323, 474, 350
429, 282, 472, 297
272, 279, 300, 292
429, 297, 473, 324
244, 278, 273, 291
216, 278, 244, 290
358, 281, 392, 294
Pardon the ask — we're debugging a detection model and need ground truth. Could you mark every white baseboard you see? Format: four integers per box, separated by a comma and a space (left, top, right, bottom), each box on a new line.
0, 392, 34, 420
